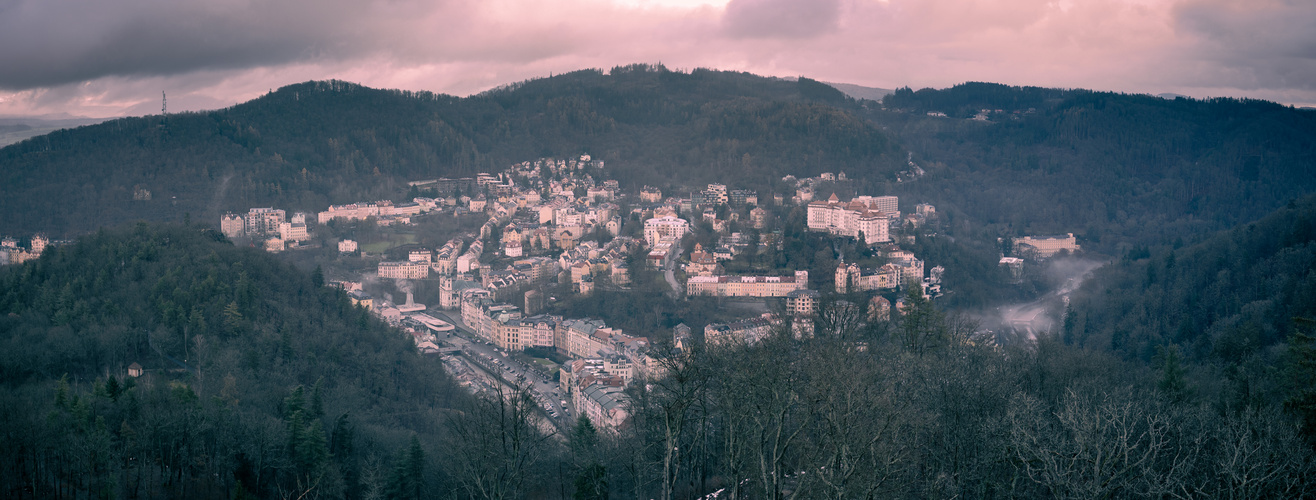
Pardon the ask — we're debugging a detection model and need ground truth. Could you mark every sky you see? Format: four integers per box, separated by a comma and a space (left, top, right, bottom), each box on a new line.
0, 0, 1313, 118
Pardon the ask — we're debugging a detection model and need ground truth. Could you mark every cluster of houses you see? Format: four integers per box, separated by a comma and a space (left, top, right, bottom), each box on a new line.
0, 233, 47, 265
293, 159, 973, 432
220, 208, 312, 252
453, 291, 649, 431
558, 237, 640, 293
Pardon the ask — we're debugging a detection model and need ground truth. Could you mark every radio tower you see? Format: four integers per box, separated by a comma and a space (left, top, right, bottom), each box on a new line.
162, 91, 167, 115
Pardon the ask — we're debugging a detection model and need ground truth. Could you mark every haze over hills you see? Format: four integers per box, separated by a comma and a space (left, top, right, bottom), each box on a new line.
0, 116, 106, 148
823, 81, 893, 101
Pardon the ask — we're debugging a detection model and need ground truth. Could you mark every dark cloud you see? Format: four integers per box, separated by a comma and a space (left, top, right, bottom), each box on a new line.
722, 0, 841, 39
0, 0, 444, 90
1174, 0, 1316, 90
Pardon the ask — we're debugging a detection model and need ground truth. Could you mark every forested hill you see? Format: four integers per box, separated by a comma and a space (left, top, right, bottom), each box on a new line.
0, 223, 464, 497
875, 82, 1316, 254
1065, 195, 1316, 366
0, 65, 900, 237
4, 70, 1313, 254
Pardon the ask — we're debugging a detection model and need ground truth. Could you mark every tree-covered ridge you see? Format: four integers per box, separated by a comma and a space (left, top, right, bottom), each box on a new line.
883, 81, 1075, 116
1067, 195, 1316, 363
0, 65, 902, 237
878, 84, 1316, 253
0, 223, 463, 498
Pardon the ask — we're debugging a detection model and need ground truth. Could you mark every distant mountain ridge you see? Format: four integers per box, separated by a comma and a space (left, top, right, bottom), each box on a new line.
0, 65, 901, 237
824, 81, 893, 101
0, 68, 1312, 259
0, 116, 106, 147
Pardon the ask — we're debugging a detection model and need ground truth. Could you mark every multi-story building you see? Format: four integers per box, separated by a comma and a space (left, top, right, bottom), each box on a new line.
834, 261, 900, 293
749, 206, 768, 229
220, 213, 245, 238
278, 222, 309, 242
378, 261, 430, 279
686, 271, 809, 298
577, 382, 628, 432
685, 244, 719, 276
338, 239, 358, 253
806, 194, 891, 244
561, 318, 633, 359
786, 289, 820, 317
1014, 233, 1080, 259
245, 208, 286, 235
639, 186, 663, 203
457, 239, 483, 273
433, 238, 463, 275
644, 215, 689, 247
729, 189, 758, 206
871, 196, 899, 215
704, 184, 728, 205
438, 276, 483, 309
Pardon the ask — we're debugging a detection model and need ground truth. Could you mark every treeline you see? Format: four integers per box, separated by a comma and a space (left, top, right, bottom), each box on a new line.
0, 65, 902, 238
872, 83, 1316, 255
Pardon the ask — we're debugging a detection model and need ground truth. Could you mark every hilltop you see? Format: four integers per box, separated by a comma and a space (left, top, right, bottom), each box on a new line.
0, 65, 900, 237
872, 82, 1316, 254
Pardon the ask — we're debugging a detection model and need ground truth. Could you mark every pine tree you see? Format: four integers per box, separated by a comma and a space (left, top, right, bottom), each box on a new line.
385, 435, 424, 500
1155, 344, 1192, 403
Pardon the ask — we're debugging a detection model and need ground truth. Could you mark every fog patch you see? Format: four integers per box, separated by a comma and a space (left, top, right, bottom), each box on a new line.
980, 257, 1103, 345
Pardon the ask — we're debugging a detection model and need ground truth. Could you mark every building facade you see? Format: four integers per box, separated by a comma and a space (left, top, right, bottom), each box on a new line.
806, 194, 892, 244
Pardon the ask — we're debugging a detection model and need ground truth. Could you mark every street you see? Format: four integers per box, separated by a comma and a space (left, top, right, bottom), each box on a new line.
430, 310, 575, 432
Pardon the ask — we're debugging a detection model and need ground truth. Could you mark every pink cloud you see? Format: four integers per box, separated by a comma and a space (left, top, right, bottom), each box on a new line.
0, 0, 1312, 118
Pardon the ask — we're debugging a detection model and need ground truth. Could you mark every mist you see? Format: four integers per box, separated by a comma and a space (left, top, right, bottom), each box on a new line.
974, 256, 1104, 345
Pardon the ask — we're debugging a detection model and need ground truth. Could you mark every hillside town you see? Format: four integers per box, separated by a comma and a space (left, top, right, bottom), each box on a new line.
2, 154, 1079, 433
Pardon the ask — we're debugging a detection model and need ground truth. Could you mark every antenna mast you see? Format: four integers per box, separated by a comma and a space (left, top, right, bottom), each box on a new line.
162, 91, 167, 115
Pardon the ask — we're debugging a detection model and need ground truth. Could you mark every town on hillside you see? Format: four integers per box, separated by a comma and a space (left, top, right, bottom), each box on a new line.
3, 153, 1081, 432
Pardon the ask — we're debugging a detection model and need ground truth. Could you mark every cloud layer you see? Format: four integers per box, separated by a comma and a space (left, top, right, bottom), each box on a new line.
1, 0, 1313, 117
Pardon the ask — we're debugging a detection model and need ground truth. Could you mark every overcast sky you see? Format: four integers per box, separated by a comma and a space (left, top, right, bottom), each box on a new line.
1, 0, 1312, 118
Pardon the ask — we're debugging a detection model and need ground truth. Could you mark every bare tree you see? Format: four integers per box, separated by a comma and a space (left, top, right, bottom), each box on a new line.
446, 384, 556, 500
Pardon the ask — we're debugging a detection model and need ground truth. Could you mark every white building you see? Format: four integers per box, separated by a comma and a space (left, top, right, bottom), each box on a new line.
806, 194, 892, 244
379, 261, 430, 279
409, 249, 433, 263
643, 215, 689, 247
686, 271, 809, 298
1014, 233, 1081, 259
338, 239, 358, 253
278, 222, 309, 242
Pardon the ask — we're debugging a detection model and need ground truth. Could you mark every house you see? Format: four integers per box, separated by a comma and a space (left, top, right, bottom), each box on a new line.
128, 362, 143, 378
